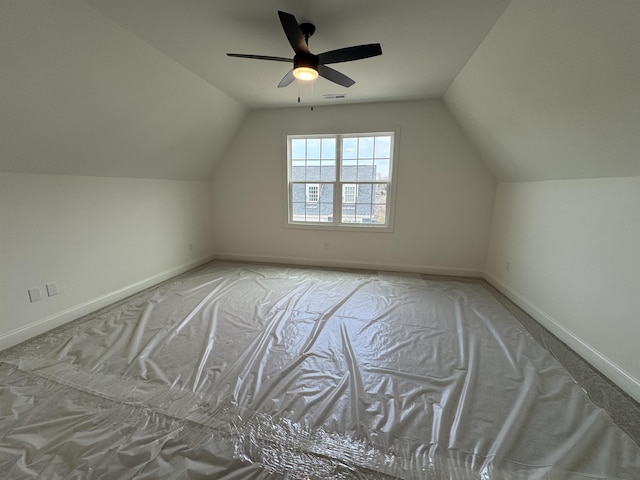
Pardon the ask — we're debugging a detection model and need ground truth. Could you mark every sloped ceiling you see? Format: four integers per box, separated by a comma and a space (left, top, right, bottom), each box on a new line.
0, 0, 247, 180
1, 0, 511, 180
3, 1, 638, 182
444, 0, 640, 182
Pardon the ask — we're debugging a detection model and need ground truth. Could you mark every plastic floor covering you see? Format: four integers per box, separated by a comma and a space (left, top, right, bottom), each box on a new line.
0, 261, 639, 479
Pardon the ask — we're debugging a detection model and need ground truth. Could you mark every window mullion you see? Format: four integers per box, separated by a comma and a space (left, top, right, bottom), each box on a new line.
334, 135, 342, 225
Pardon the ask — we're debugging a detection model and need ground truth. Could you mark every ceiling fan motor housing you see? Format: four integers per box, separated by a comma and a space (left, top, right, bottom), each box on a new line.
294, 53, 319, 72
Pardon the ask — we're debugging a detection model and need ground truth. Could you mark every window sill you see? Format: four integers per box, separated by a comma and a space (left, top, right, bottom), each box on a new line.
285, 222, 394, 233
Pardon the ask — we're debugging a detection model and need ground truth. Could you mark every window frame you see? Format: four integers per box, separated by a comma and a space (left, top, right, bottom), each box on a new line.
285, 130, 398, 232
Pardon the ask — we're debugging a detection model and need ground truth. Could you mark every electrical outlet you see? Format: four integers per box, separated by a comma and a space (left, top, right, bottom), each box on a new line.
323, 242, 330, 250
506, 261, 511, 272
46, 283, 58, 297
28, 288, 42, 302
189, 243, 193, 252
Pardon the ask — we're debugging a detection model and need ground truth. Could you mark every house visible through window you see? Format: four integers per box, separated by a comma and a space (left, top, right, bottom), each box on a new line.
306, 184, 319, 203
287, 132, 395, 229
342, 184, 357, 204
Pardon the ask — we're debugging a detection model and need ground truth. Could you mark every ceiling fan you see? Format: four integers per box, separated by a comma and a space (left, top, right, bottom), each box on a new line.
227, 11, 382, 88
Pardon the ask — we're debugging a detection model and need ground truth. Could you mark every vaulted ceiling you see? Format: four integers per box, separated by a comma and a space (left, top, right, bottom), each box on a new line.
2, 1, 639, 182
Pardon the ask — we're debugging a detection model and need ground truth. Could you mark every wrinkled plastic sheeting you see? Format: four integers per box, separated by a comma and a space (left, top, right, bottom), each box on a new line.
0, 261, 639, 479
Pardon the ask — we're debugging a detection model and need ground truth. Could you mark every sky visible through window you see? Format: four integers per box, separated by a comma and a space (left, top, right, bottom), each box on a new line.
291, 136, 391, 181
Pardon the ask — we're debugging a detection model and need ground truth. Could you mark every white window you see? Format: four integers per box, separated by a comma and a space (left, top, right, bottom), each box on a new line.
342, 184, 357, 204
287, 132, 396, 229
306, 184, 319, 203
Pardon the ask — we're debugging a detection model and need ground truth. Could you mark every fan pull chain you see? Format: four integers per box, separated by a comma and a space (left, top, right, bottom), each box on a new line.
295, 78, 316, 108
310, 79, 314, 110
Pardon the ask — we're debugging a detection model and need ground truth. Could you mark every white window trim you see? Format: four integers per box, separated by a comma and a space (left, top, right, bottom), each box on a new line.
284, 130, 399, 232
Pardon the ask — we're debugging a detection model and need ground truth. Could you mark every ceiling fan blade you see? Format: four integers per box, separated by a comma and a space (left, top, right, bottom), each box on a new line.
318, 44, 382, 65
318, 65, 355, 88
278, 70, 296, 88
278, 10, 309, 54
227, 53, 292, 63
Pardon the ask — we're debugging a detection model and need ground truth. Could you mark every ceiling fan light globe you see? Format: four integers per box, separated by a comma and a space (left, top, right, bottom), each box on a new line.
293, 67, 318, 81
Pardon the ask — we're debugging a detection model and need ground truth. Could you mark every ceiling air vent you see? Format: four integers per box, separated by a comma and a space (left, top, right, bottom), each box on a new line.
323, 94, 347, 100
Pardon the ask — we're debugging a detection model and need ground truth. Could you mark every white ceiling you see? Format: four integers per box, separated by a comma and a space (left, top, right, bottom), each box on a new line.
85, 0, 512, 109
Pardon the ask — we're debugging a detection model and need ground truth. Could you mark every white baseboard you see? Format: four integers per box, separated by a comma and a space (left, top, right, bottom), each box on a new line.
213, 252, 484, 277
0, 254, 215, 352
484, 271, 640, 403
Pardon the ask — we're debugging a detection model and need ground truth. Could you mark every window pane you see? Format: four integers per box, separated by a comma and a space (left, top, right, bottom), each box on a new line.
341, 164, 357, 181
341, 203, 356, 223
343, 184, 357, 204
321, 138, 336, 159
374, 136, 391, 158
357, 159, 375, 181
305, 205, 320, 222
291, 163, 305, 181
356, 203, 372, 220
292, 202, 306, 222
358, 137, 374, 158
291, 184, 333, 223
342, 137, 357, 159
374, 184, 388, 204
338, 183, 388, 225
319, 184, 333, 222
291, 139, 306, 159
293, 159, 329, 181
374, 159, 390, 181
358, 184, 373, 204
320, 165, 336, 181
307, 138, 321, 159
306, 166, 321, 181
291, 158, 305, 167
291, 165, 305, 181
306, 184, 319, 203
318, 203, 333, 222
292, 183, 306, 203
319, 184, 332, 203
372, 204, 386, 224
342, 158, 357, 169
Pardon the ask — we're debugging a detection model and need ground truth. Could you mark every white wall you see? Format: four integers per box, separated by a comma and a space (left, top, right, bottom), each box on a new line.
211, 100, 495, 275
0, 173, 214, 349
485, 178, 640, 401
